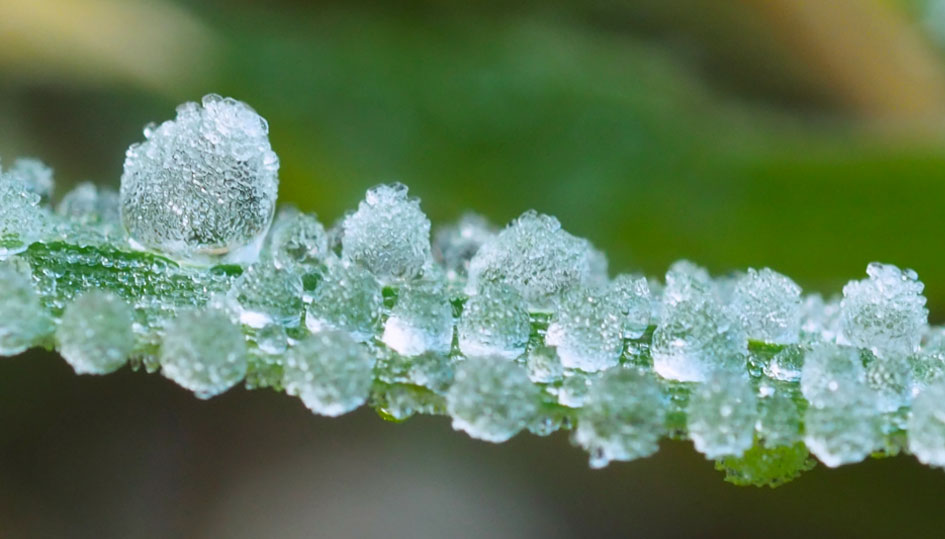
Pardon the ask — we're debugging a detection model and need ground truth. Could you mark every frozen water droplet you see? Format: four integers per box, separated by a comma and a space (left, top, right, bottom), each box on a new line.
227, 263, 302, 328
283, 330, 375, 416
433, 212, 495, 280
382, 282, 453, 356
57, 290, 134, 374
687, 371, 756, 458
557, 371, 597, 408
908, 380, 945, 468
804, 397, 880, 468
546, 288, 623, 373
160, 308, 247, 398
57, 182, 121, 227
341, 183, 431, 282
729, 268, 801, 344
0, 263, 50, 355
573, 370, 666, 467
446, 356, 540, 442
376, 349, 454, 393
267, 207, 329, 272
763, 345, 804, 382
755, 389, 801, 448
609, 274, 651, 339
800, 343, 868, 408
254, 323, 288, 355
864, 352, 912, 412
911, 328, 945, 394
840, 263, 927, 356
800, 293, 842, 342
526, 345, 564, 384
457, 282, 530, 360
120, 95, 279, 264
5, 158, 54, 202
466, 211, 593, 308
0, 175, 47, 256
304, 259, 382, 341
651, 261, 746, 382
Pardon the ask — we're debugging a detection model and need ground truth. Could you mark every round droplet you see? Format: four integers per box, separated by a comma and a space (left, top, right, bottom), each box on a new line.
160, 308, 247, 398
57, 290, 134, 374
283, 330, 375, 416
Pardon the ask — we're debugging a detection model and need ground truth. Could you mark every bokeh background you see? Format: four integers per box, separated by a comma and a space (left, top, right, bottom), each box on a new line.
2, 0, 945, 536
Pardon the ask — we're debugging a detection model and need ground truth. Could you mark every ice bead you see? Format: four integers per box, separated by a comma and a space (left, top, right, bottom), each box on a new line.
5, 157, 54, 202
763, 345, 804, 382
864, 353, 912, 412
651, 261, 746, 382
687, 372, 757, 458
446, 357, 540, 442
282, 330, 375, 416
545, 289, 623, 373
57, 290, 134, 375
573, 370, 666, 467
755, 390, 801, 448
557, 372, 595, 408
840, 263, 927, 355
120, 94, 279, 264
160, 308, 248, 398
800, 344, 868, 408
0, 264, 50, 355
908, 380, 945, 468
803, 399, 880, 467
800, 293, 842, 342
341, 183, 431, 282
465, 211, 593, 307
304, 260, 383, 341
911, 328, 945, 393
729, 268, 801, 344
526, 345, 564, 384
376, 349, 454, 393
609, 274, 651, 339
227, 263, 303, 328
267, 208, 329, 272
382, 282, 453, 356
57, 182, 121, 226
457, 283, 530, 360
0, 177, 46, 256
433, 212, 495, 280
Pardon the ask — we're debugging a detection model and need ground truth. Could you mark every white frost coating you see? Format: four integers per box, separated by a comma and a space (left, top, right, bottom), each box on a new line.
687, 371, 756, 459
57, 290, 134, 375
457, 282, 530, 360
545, 289, 623, 373
446, 356, 539, 442
341, 183, 431, 282
283, 330, 375, 416
120, 94, 279, 265
382, 283, 453, 356
840, 263, 927, 356
729, 267, 801, 344
160, 309, 248, 398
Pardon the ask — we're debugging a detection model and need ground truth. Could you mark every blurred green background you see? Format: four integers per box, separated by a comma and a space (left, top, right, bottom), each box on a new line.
3, 0, 945, 537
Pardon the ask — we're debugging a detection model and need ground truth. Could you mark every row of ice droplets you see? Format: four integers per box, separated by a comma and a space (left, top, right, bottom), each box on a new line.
2, 94, 945, 471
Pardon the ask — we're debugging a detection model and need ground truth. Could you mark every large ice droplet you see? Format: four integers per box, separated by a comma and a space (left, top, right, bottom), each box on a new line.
573, 370, 666, 467
908, 380, 945, 468
341, 183, 431, 282
305, 259, 382, 341
120, 94, 279, 264
545, 288, 623, 373
0, 264, 50, 355
840, 263, 927, 355
466, 211, 593, 307
729, 268, 801, 344
446, 356, 539, 442
57, 290, 134, 375
282, 330, 375, 416
457, 282, 530, 360
433, 212, 495, 281
687, 371, 757, 458
160, 308, 248, 398
382, 282, 453, 356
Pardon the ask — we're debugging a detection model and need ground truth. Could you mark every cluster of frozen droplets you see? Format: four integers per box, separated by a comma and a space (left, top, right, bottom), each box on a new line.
4, 95, 945, 487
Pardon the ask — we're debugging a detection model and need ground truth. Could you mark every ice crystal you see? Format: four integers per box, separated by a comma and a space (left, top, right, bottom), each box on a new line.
304, 259, 382, 341
457, 282, 530, 360
729, 268, 801, 344
0, 264, 50, 355
228, 263, 303, 328
267, 208, 329, 272
687, 371, 757, 458
4, 158, 54, 202
840, 263, 927, 356
545, 288, 623, 373
609, 274, 651, 339
283, 330, 375, 416
446, 357, 539, 442
908, 380, 945, 468
433, 212, 495, 280
382, 282, 453, 356
160, 308, 248, 398
57, 290, 134, 375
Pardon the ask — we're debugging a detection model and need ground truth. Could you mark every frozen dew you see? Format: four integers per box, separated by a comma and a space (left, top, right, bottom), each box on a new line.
0, 263, 50, 355
800, 293, 842, 342
57, 182, 121, 226
446, 357, 540, 442
5, 157, 54, 202
377, 349, 455, 393
0, 174, 47, 256
609, 274, 651, 339
227, 263, 303, 328
864, 353, 912, 412
457, 282, 530, 360
800, 344, 868, 409
908, 380, 945, 468
755, 389, 801, 448
267, 208, 329, 272
573, 370, 666, 468
651, 261, 747, 382
305, 259, 383, 341
804, 398, 881, 468
382, 282, 453, 356
557, 371, 596, 408
840, 263, 927, 356
254, 323, 288, 355
729, 268, 801, 344
911, 328, 945, 394
545, 288, 623, 373
763, 345, 805, 382
465, 211, 593, 307
120, 94, 279, 264
687, 371, 757, 459
341, 183, 431, 282
57, 290, 134, 375
433, 212, 495, 280
283, 330, 375, 416
526, 345, 564, 384
160, 308, 247, 398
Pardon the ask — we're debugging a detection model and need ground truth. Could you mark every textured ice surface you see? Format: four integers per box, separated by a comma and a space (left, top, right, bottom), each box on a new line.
283, 330, 375, 416
120, 94, 279, 264
466, 211, 593, 307
0, 264, 50, 355
687, 371, 757, 458
57, 182, 121, 226
457, 283, 530, 360
305, 259, 382, 341
4, 158, 54, 201
573, 370, 666, 467
908, 381, 945, 467
447, 357, 539, 442
557, 372, 596, 408
840, 263, 927, 355
0, 174, 47, 255
228, 263, 303, 328
525, 345, 564, 384
763, 345, 804, 382
382, 282, 453, 356
160, 308, 247, 398
267, 208, 329, 272
376, 349, 454, 393
433, 212, 495, 280
609, 274, 651, 339
755, 389, 801, 448
57, 290, 134, 375
800, 344, 868, 408
864, 353, 912, 412
545, 288, 623, 372
341, 183, 431, 282
800, 293, 842, 342
803, 399, 880, 468
652, 261, 746, 382
729, 268, 801, 344
911, 328, 945, 394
